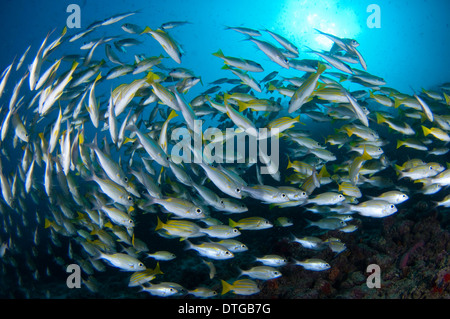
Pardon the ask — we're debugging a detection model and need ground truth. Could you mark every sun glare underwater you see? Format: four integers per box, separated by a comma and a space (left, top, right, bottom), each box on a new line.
0, 0, 449, 299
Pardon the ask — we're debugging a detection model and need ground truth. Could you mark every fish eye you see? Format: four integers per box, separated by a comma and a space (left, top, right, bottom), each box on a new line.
169, 288, 175, 292
241, 204, 246, 208
138, 263, 143, 267
429, 166, 433, 170
281, 193, 286, 198
196, 208, 202, 214
166, 156, 170, 161
236, 188, 241, 193
124, 177, 128, 182
128, 196, 133, 201
233, 229, 238, 233
220, 200, 224, 204
129, 220, 134, 224
225, 251, 230, 255
302, 192, 307, 196
390, 204, 394, 208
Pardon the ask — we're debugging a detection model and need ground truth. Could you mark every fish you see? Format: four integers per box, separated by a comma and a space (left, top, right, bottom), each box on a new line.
213, 49, 264, 72
370, 190, 409, 204
240, 265, 282, 280
306, 217, 347, 230
141, 283, 181, 297
200, 225, 241, 239
185, 240, 234, 260
288, 63, 327, 113
221, 279, 260, 296
188, 287, 218, 298
141, 27, 183, 64
96, 252, 146, 271
245, 37, 289, 69
147, 196, 205, 219
422, 125, 450, 142
307, 192, 346, 206
292, 236, 325, 250
161, 21, 192, 30
255, 254, 288, 267
294, 258, 331, 271
347, 200, 398, 218
229, 217, 273, 230
264, 29, 299, 55
155, 217, 202, 239
146, 251, 176, 261
128, 263, 163, 287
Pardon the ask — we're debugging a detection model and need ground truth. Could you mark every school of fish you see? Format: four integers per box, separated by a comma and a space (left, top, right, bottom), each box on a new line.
0, 11, 449, 298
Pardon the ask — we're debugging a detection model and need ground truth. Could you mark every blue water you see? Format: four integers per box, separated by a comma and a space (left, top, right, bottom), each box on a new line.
1, 0, 449, 93
0, 0, 449, 299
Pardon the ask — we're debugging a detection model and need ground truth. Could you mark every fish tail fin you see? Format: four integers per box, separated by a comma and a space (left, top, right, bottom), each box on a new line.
184, 239, 194, 251
166, 109, 178, 121
123, 137, 136, 145
237, 100, 247, 113
376, 112, 385, 124
70, 60, 79, 72
443, 92, 450, 105
94, 72, 102, 82
84, 133, 99, 150
228, 218, 237, 228
317, 62, 327, 74
212, 49, 225, 58
361, 147, 372, 161
304, 218, 314, 228
286, 156, 293, 170
154, 262, 163, 275
155, 216, 164, 231
394, 98, 403, 108
420, 113, 428, 123
140, 26, 153, 35
344, 127, 353, 137
421, 125, 431, 136
44, 218, 53, 229
396, 140, 404, 149
221, 279, 232, 295
145, 71, 160, 84
394, 165, 404, 178
318, 165, 330, 178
